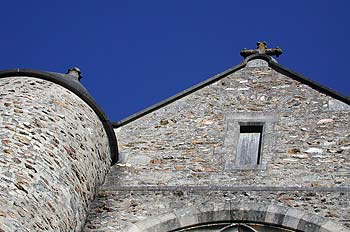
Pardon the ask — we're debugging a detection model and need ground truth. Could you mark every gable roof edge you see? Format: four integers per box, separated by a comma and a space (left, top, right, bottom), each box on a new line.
113, 61, 247, 127
113, 54, 350, 128
269, 61, 350, 106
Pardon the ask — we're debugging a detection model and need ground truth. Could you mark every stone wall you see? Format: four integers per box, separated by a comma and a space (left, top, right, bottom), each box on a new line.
0, 77, 111, 231
86, 190, 350, 231
84, 58, 350, 231
112, 59, 350, 188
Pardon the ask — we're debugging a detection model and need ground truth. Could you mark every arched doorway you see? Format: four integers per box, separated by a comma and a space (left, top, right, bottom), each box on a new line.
171, 222, 295, 231
125, 203, 347, 232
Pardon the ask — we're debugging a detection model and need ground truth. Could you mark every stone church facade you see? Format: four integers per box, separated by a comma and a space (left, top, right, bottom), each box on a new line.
0, 43, 349, 231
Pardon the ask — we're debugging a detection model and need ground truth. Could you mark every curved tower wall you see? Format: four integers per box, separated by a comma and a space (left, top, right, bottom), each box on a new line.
0, 76, 112, 231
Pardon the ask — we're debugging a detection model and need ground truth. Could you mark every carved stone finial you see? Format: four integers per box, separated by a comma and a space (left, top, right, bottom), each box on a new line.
66, 67, 82, 81
240, 41, 282, 58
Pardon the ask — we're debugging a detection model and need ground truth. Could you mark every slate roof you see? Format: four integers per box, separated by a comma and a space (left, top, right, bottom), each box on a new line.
113, 53, 350, 128
0, 68, 118, 164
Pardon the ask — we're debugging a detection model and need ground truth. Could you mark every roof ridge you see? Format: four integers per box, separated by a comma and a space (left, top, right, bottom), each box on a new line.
112, 54, 350, 128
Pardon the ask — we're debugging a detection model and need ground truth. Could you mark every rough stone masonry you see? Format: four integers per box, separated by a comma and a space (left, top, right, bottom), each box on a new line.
84, 57, 350, 231
0, 50, 349, 231
0, 76, 111, 231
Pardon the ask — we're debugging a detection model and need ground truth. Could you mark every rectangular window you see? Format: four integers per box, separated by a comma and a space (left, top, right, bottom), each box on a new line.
235, 125, 263, 166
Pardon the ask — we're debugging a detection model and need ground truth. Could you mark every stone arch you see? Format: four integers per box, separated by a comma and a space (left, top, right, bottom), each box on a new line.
125, 203, 347, 232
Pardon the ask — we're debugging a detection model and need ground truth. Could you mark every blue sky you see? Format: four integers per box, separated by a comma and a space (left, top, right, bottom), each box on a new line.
1, 1, 349, 122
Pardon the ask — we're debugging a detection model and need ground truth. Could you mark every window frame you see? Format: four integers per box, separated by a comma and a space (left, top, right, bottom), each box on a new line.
223, 112, 278, 171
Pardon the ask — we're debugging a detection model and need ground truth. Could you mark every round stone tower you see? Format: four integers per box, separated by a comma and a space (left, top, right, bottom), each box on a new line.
0, 69, 118, 231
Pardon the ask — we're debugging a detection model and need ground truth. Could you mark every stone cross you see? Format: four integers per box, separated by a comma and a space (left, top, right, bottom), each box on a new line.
240, 41, 282, 58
